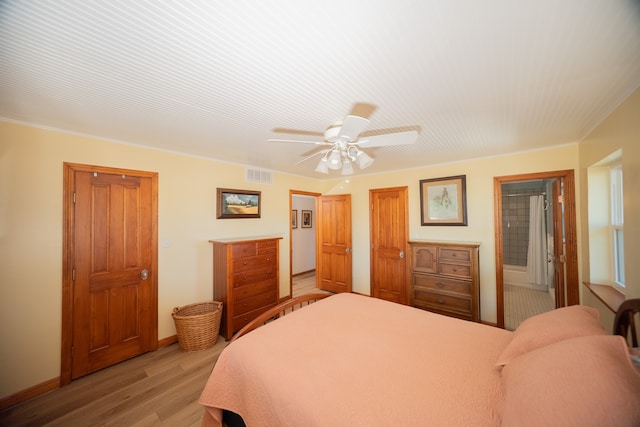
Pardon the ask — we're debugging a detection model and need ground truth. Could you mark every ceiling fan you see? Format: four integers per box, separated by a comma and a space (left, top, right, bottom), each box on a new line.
268, 110, 419, 175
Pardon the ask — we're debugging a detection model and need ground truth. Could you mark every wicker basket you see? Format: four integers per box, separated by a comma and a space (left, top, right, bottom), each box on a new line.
172, 301, 223, 351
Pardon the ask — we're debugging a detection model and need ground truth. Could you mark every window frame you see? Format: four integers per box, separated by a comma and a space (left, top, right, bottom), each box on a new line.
610, 163, 624, 289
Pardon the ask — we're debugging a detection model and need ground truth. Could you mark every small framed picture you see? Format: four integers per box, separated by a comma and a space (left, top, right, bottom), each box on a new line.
419, 175, 467, 226
216, 188, 261, 219
301, 210, 312, 228
291, 209, 298, 229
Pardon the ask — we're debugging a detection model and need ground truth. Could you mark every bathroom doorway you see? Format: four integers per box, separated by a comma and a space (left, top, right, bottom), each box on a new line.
494, 170, 579, 330
501, 180, 555, 329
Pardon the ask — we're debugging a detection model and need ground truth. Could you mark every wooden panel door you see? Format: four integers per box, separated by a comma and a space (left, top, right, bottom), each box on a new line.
316, 195, 352, 293
63, 164, 158, 382
552, 178, 566, 307
370, 187, 409, 304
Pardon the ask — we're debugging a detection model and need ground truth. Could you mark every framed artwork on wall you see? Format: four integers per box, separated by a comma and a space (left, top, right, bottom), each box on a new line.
419, 175, 467, 226
291, 209, 298, 229
301, 210, 312, 228
216, 188, 261, 219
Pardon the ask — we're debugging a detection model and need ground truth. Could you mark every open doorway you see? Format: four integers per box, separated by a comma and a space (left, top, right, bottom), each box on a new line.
290, 191, 320, 298
494, 170, 579, 330
500, 179, 556, 329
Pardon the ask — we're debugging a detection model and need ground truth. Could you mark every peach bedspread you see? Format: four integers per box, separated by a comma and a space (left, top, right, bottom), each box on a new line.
199, 293, 512, 426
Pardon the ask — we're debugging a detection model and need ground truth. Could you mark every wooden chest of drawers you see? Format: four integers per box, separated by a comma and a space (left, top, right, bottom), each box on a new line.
210, 237, 281, 340
409, 241, 480, 322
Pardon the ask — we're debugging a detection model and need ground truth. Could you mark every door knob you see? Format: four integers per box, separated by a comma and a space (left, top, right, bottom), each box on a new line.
140, 269, 149, 280
399, 251, 405, 259
345, 247, 352, 254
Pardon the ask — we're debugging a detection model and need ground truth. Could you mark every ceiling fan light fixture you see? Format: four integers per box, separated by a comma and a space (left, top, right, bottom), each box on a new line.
315, 157, 329, 174
341, 159, 354, 175
328, 149, 342, 169
355, 150, 374, 169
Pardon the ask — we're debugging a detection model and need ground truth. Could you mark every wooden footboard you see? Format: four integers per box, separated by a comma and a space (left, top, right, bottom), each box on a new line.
229, 293, 331, 343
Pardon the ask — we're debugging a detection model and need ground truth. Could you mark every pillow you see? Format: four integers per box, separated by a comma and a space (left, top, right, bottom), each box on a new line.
501, 335, 640, 427
496, 305, 606, 366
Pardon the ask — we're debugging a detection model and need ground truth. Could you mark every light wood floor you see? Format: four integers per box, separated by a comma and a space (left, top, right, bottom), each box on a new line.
292, 270, 329, 298
0, 273, 321, 427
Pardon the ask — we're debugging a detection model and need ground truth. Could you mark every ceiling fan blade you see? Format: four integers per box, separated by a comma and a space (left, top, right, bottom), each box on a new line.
356, 130, 418, 147
348, 103, 377, 119
338, 115, 370, 140
267, 138, 331, 145
272, 128, 324, 137
359, 125, 422, 138
296, 149, 330, 165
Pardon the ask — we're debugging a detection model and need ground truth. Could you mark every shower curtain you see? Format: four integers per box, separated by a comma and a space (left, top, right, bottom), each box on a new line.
527, 195, 547, 287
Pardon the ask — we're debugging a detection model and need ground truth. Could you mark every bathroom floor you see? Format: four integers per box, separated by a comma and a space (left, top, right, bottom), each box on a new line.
504, 283, 555, 330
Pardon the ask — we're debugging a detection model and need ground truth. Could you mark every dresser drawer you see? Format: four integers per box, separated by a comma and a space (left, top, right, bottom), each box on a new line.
256, 240, 277, 255
232, 290, 277, 316
413, 274, 471, 296
232, 303, 277, 331
439, 262, 472, 279
412, 245, 438, 274
232, 243, 257, 258
413, 288, 471, 313
232, 279, 277, 302
232, 267, 276, 288
439, 247, 471, 263
232, 254, 277, 272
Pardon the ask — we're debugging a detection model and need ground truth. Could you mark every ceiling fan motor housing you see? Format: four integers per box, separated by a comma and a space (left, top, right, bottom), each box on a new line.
324, 122, 343, 142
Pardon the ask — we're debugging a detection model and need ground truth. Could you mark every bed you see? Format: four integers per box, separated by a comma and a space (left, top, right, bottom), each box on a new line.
199, 292, 640, 427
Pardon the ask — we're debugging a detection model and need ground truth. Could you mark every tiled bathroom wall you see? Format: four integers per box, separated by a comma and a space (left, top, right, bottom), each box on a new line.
502, 182, 546, 266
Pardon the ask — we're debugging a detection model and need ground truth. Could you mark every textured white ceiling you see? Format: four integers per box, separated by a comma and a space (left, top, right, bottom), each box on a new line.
1, 0, 639, 179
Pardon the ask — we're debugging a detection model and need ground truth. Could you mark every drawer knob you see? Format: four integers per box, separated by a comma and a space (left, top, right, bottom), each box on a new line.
437, 298, 446, 304
243, 261, 248, 265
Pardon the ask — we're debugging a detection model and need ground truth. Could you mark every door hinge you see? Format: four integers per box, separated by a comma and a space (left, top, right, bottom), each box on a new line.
559, 254, 566, 263
71, 345, 74, 358
72, 268, 76, 281
73, 192, 76, 204
557, 195, 564, 204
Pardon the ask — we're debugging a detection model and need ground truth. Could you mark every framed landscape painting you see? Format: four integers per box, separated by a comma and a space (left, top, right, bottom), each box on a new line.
216, 188, 261, 219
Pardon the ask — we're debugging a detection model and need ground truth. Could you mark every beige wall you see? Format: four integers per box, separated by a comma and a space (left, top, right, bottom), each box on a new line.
0, 121, 325, 398
324, 145, 581, 321
5, 84, 639, 400
578, 88, 640, 327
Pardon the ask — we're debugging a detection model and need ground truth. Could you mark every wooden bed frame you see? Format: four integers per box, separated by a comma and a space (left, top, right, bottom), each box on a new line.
229, 293, 331, 343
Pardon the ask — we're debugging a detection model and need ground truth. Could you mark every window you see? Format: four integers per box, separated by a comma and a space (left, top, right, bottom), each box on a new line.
610, 163, 624, 288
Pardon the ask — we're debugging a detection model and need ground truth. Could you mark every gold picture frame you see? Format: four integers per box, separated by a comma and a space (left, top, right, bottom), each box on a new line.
419, 175, 467, 226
